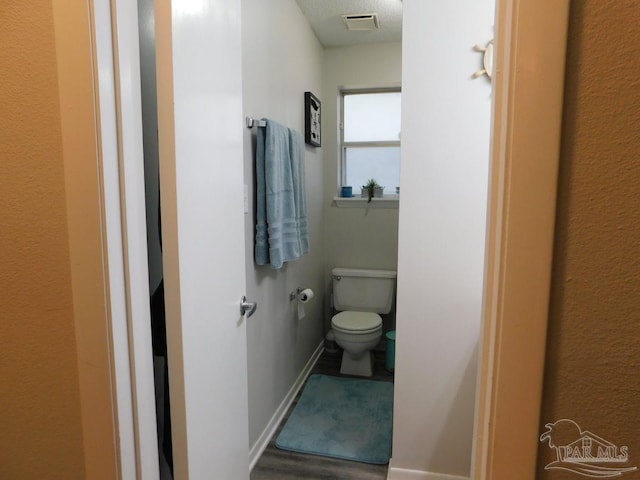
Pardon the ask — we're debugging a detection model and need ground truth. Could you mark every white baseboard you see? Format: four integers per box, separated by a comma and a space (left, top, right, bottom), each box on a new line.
387, 460, 470, 480
248, 340, 325, 471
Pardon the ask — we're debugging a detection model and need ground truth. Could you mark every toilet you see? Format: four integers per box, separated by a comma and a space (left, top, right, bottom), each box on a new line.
330, 267, 397, 377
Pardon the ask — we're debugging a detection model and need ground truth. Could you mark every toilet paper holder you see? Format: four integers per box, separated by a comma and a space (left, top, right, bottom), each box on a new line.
290, 287, 311, 301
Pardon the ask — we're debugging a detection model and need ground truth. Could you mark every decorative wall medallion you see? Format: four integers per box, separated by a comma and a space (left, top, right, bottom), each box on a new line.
473, 40, 494, 81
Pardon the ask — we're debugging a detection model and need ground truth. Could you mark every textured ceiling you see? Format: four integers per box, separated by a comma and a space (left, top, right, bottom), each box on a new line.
296, 0, 403, 48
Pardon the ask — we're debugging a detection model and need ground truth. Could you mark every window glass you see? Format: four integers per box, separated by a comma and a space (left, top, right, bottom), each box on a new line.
344, 92, 401, 143
345, 146, 401, 193
341, 90, 401, 196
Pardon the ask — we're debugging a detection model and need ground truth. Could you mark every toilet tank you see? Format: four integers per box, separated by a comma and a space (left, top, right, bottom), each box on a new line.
332, 268, 397, 314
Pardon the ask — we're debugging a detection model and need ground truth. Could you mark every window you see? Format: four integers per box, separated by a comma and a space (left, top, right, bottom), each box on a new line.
341, 89, 401, 196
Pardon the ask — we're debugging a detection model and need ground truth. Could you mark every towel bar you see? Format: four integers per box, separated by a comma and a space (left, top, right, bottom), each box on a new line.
246, 116, 267, 128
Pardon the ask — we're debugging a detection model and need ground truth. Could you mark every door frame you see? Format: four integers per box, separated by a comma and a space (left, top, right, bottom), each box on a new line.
472, 0, 570, 478
55, 0, 161, 478
72, 0, 571, 477
93, 0, 161, 478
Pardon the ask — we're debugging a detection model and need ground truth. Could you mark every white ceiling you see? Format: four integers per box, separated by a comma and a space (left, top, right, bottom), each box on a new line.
296, 0, 403, 48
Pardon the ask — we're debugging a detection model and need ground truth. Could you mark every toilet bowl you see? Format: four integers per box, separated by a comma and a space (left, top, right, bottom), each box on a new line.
331, 311, 382, 376
330, 268, 396, 377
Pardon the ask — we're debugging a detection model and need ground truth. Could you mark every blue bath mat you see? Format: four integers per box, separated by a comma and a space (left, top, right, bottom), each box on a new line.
275, 374, 393, 464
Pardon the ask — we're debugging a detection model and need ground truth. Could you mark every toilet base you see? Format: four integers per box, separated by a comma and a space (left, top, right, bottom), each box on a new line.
340, 350, 374, 377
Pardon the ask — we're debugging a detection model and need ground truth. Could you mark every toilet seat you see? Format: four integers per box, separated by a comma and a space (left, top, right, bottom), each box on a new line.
331, 311, 382, 334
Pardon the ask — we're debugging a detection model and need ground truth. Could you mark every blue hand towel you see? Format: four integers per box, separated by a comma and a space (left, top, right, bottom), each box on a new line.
255, 119, 309, 269
288, 128, 309, 256
254, 120, 271, 266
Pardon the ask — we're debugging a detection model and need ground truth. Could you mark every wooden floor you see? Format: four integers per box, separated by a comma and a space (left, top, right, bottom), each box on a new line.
250, 348, 394, 480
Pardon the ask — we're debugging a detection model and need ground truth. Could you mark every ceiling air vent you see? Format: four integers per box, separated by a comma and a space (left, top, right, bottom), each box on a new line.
342, 13, 379, 31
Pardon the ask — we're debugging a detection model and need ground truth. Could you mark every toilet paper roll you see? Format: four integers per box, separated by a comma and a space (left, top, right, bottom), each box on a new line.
298, 288, 314, 303
297, 288, 313, 320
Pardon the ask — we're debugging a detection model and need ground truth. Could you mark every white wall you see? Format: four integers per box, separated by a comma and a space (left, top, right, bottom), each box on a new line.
322, 43, 402, 326
391, 0, 494, 478
241, 0, 325, 450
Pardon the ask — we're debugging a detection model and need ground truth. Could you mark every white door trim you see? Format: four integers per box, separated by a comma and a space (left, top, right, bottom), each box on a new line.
92, 0, 160, 478
90, 0, 136, 477
472, 0, 570, 478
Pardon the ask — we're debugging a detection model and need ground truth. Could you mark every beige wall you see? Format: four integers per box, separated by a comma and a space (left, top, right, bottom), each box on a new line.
0, 2, 85, 478
538, 1, 640, 476
322, 43, 402, 272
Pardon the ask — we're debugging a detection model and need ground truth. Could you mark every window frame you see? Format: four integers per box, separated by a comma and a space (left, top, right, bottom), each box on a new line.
339, 87, 402, 195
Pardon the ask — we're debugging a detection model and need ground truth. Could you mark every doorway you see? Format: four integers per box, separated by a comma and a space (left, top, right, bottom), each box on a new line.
136, 0, 495, 477
90, 0, 564, 476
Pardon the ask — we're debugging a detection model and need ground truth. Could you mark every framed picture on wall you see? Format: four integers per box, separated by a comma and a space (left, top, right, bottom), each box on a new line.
304, 91, 321, 147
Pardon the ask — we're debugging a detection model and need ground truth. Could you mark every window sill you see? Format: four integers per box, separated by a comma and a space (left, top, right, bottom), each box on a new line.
333, 196, 399, 209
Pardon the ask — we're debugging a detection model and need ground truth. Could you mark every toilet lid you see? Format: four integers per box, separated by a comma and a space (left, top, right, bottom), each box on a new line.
331, 311, 382, 332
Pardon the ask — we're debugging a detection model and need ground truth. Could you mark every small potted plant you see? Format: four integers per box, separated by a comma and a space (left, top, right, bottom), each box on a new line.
361, 178, 384, 203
